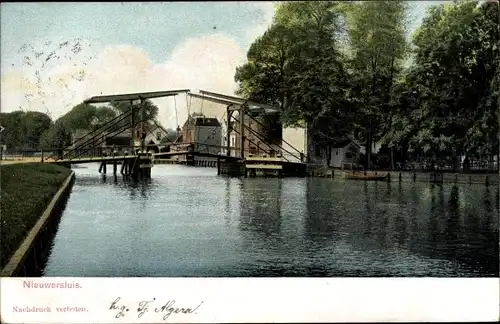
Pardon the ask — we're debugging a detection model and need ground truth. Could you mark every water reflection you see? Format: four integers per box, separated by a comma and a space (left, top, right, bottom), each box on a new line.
239, 179, 282, 237
42, 165, 499, 277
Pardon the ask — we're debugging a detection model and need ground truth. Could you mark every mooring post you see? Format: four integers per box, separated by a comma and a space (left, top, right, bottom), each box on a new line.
413, 173, 416, 182
399, 172, 402, 182
485, 175, 489, 187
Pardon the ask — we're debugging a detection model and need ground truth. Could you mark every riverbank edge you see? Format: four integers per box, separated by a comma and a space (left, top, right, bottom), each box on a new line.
1, 170, 75, 277
307, 165, 500, 185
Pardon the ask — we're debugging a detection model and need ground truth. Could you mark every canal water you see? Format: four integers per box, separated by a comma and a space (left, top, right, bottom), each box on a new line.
42, 164, 499, 277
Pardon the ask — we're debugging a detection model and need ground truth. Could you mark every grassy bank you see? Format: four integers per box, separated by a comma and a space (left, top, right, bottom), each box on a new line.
0, 163, 71, 268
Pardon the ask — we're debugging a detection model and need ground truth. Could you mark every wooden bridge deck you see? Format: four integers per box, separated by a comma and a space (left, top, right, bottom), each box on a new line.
47, 155, 150, 164
153, 151, 240, 160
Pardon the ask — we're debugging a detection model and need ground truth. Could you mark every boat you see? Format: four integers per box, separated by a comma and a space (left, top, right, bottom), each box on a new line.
343, 172, 388, 181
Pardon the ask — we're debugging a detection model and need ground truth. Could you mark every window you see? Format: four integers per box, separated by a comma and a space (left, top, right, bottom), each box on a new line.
156, 131, 162, 141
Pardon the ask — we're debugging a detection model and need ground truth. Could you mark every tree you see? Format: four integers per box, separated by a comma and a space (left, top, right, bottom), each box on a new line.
235, 1, 353, 148
343, 0, 409, 168
112, 99, 159, 126
39, 120, 71, 150
389, 0, 499, 169
22, 111, 52, 149
0, 111, 26, 150
0, 111, 52, 151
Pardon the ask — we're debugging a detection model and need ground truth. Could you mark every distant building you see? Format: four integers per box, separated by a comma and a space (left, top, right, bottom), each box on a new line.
330, 139, 362, 169
178, 115, 222, 156
132, 121, 170, 153
281, 122, 365, 167
282, 123, 307, 162
69, 121, 171, 155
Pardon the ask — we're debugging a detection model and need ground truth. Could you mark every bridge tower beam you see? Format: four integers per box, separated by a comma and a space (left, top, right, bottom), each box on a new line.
130, 100, 135, 154
226, 106, 233, 157
239, 104, 246, 160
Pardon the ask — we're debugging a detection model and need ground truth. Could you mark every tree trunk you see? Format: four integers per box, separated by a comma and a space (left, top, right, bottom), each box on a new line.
367, 123, 372, 170
390, 146, 394, 171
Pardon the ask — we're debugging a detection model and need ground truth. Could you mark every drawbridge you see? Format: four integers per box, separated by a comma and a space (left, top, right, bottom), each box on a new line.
47, 89, 306, 177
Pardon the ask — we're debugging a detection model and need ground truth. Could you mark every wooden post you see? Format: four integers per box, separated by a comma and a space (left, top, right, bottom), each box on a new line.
485, 175, 489, 187
399, 172, 402, 182
217, 157, 221, 175
239, 104, 245, 159
140, 100, 145, 154
131, 100, 135, 154
469, 174, 472, 184
41, 149, 44, 163
113, 162, 117, 174
413, 173, 416, 182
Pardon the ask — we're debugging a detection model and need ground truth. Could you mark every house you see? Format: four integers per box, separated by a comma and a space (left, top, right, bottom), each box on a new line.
178, 114, 222, 156
281, 122, 364, 167
69, 120, 171, 155
281, 123, 307, 162
131, 121, 170, 153
330, 139, 362, 168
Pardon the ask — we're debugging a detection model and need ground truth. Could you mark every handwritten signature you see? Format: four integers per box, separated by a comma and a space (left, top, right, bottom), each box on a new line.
109, 297, 203, 320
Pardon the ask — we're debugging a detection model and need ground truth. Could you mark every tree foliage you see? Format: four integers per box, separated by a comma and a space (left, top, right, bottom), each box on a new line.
4, 98, 161, 150
235, 0, 499, 168
0, 111, 52, 150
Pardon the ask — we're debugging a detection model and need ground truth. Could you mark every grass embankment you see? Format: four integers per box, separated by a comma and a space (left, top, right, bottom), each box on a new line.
0, 163, 71, 268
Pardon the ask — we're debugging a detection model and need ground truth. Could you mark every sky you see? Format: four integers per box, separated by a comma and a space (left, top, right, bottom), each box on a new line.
0, 1, 447, 128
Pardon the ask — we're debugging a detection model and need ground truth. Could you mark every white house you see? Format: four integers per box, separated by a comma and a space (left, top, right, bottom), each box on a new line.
330, 140, 362, 168
282, 125, 307, 162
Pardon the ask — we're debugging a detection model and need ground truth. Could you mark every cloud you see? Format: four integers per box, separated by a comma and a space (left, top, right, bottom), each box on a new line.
0, 3, 277, 129
0, 34, 247, 128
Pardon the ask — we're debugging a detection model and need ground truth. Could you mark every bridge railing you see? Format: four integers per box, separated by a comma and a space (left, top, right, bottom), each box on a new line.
48, 105, 143, 161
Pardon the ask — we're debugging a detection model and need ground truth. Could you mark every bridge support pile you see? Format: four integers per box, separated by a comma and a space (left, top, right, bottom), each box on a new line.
120, 154, 152, 179
217, 158, 245, 176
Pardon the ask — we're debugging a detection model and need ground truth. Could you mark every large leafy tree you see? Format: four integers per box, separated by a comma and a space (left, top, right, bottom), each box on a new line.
235, 1, 353, 148
112, 99, 159, 125
0, 111, 52, 150
343, 0, 409, 168
388, 0, 499, 169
